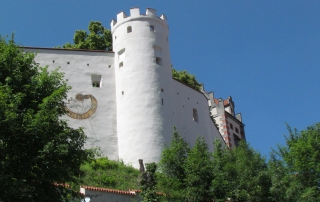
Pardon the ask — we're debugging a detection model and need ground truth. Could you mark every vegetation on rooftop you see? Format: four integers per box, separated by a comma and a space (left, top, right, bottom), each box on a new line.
172, 68, 202, 91
56, 21, 112, 51
78, 157, 140, 190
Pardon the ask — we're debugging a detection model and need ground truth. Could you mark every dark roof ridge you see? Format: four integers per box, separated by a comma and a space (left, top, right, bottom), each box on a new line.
22, 46, 114, 53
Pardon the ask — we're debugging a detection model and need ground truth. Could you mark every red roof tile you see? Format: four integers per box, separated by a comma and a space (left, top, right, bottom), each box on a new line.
81, 186, 136, 196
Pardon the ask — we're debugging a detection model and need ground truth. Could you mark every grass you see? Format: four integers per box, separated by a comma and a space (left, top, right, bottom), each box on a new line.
79, 157, 140, 190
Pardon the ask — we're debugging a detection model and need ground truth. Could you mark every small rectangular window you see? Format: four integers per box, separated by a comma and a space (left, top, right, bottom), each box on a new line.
91, 74, 102, 88
150, 25, 155, 32
193, 108, 198, 122
230, 123, 233, 130
119, 62, 123, 68
162, 99, 164, 105
156, 57, 162, 65
92, 82, 100, 87
127, 26, 132, 33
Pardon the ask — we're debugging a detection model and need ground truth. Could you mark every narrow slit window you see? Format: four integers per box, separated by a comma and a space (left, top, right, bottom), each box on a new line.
127, 26, 132, 33
162, 99, 164, 105
119, 62, 123, 68
150, 25, 155, 32
193, 108, 198, 122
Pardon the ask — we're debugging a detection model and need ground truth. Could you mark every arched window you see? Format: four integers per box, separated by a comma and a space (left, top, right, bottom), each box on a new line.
193, 108, 198, 122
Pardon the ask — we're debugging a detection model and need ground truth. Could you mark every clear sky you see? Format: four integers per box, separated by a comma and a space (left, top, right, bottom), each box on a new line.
1, 0, 319, 158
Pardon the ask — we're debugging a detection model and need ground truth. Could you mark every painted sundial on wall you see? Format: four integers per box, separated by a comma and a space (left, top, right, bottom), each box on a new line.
65, 93, 98, 119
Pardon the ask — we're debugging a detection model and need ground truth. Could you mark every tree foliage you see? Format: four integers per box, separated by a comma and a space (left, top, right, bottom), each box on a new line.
158, 128, 190, 200
58, 21, 112, 51
172, 68, 201, 91
0, 36, 93, 202
158, 128, 271, 202
185, 137, 213, 202
269, 123, 320, 201
140, 162, 159, 202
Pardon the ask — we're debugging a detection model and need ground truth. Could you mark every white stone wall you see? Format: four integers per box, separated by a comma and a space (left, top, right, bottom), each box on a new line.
112, 8, 174, 167
171, 80, 223, 151
23, 8, 228, 168
26, 47, 226, 167
26, 48, 119, 160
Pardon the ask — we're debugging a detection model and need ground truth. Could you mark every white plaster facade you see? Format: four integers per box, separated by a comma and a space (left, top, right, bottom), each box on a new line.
25, 7, 244, 168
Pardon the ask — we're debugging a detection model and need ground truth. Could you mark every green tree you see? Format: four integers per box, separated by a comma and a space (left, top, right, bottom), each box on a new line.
212, 141, 271, 202
172, 68, 201, 90
184, 137, 213, 202
230, 141, 271, 202
0, 36, 93, 202
157, 127, 190, 200
140, 162, 159, 202
211, 140, 230, 202
59, 21, 112, 51
269, 123, 320, 201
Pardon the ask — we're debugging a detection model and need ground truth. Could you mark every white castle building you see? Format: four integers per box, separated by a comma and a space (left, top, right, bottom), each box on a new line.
25, 8, 245, 168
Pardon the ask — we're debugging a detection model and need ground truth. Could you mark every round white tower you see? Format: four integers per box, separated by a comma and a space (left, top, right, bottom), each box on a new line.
111, 8, 173, 167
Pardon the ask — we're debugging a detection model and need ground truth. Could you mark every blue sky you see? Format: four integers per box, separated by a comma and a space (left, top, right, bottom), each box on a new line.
1, 0, 319, 158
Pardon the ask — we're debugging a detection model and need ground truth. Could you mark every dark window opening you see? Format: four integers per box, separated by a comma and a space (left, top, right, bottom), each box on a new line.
127, 26, 132, 33
193, 108, 198, 122
234, 134, 241, 147
91, 74, 102, 88
92, 82, 100, 87
150, 25, 155, 31
156, 57, 162, 65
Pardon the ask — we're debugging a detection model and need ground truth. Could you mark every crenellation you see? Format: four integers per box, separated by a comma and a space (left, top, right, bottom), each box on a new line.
130, 7, 140, 17
117, 11, 127, 21
160, 14, 167, 21
110, 19, 117, 27
111, 7, 167, 31
146, 8, 157, 17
